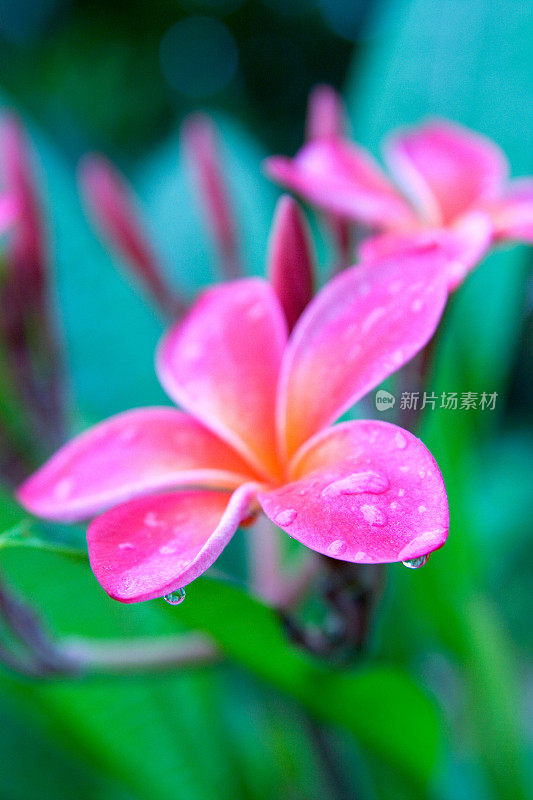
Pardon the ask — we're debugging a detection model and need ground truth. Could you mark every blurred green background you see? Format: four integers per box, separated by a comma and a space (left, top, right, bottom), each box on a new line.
0, 0, 532, 798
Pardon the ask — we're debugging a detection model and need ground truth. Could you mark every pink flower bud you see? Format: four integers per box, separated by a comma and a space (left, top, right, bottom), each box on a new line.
78, 155, 183, 317
182, 114, 241, 280
267, 195, 314, 331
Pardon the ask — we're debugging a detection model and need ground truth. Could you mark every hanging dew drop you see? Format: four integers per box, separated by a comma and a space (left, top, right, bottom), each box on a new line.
163, 587, 186, 605
402, 555, 429, 569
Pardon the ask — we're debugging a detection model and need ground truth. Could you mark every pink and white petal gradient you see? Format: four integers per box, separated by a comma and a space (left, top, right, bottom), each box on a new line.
267, 195, 314, 332
17, 407, 258, 522
488, 178, 533, 244
385, 120, 508, 226
259, 421, 448, 564
278, 248, 449, 459
88, 482, 261, 603
264, 139, 416, 229
359, 211, 494, 291
157, 279, 287, 482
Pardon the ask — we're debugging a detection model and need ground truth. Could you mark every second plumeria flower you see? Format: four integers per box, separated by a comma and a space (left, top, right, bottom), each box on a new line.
18, 248, 450, 603
266, 94, 533, 289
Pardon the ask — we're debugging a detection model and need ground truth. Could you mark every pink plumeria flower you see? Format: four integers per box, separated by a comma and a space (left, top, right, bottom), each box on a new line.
266, 105, 533, 289
17, 249, 450, 603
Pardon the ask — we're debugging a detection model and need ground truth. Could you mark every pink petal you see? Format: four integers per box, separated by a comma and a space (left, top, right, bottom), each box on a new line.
305, 83, 346, 141
0, 194, 19, 234
259, 421, 448, 564
88, 482, 260, 603
359, 211, 493, 291
182, 114, 240, 279
385, 119, 508, 226
445, 211, 494, 289
264, 139, 415, 228
157, 279, 287, 482
17, 407, 257, 522
267, 195, 314, 332
0, 114, 47, 295
78, 155, 180, 315
278, 248, 448, 459
488, 178, 533, 243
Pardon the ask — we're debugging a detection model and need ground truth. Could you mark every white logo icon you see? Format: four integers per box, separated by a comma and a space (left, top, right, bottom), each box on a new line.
375, 390, 396, 411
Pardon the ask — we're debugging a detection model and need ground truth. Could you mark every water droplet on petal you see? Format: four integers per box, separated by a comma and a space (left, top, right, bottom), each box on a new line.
144, 512, 162, 527
159, 544, 177, 555
118, 542, 134, 550
402, 555, 429, 569
360, 504, 387, 526
327, 539, 347, 556
118, 426, 139, 444
418, 469, 426, 479
395, 432, 408, 450
411, 299, 423, 312
418, 505, 427, 514
54, 478, 73, 499
389, 279, 403, 294
362, 306, 386, 333
398, 488, 406, 497
247, 302, 266, 321
321, 470, 389, 498
274, 508, 297, 526
391, 349, 404, 366
164, 587, 186, 605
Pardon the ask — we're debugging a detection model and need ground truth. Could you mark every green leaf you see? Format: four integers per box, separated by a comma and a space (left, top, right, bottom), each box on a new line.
0, 541, 441, 786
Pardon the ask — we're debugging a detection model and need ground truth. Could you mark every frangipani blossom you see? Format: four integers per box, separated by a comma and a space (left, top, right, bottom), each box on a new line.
18, 250, 449, 603
266, 103, 533, 290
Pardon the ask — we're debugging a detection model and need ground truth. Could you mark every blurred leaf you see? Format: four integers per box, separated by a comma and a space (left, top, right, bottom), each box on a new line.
0, 541, 441, 787
0, 544, 250, 800
0, 687, 135, 800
